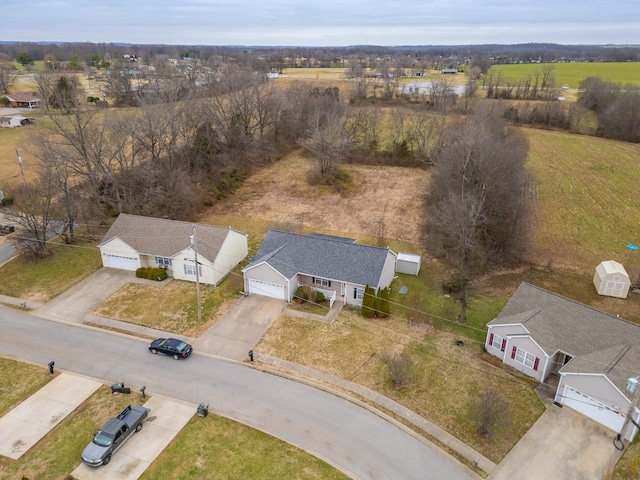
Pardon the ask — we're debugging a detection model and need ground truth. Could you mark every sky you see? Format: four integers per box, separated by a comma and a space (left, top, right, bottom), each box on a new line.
2, 0, 638, 47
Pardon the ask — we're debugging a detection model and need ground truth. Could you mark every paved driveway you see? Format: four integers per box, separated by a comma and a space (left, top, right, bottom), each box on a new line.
34, 268, 144, 323
489, 401, 622, 480
194, 294, 286, 360
71, 395, 195, 480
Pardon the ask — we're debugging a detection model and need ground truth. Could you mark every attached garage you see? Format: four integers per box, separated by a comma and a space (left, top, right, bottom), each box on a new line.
105, 254, 138, 271
560, 385, 625, 434
249, 279, 285, 300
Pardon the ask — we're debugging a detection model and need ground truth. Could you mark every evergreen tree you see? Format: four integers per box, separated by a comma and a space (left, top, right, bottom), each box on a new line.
361, 284, 375, 318
376, 286, 390, 318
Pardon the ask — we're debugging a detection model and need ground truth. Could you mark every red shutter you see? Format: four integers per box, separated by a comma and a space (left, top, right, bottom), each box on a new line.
534, 357, 540, 371
511, 346, 517, 359
488, 333, 494, 347
501, 339, 506, 352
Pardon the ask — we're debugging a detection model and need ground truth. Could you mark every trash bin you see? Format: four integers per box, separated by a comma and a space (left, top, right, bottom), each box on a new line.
111, 383, 126, 394
197, 403, 209, 417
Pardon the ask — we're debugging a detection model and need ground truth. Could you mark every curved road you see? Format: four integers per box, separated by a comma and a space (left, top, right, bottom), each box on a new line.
0, 307, 475, 480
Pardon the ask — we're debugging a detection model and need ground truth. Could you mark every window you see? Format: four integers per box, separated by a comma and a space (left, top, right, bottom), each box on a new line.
511, 346, 539, 370
354, 287, 364, 300
156, 256, 172, 267
489, 333, 505, 351
184, 263, 202, 276
313, 277, 331, 287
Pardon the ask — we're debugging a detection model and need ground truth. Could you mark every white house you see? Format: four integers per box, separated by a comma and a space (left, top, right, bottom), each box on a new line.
98, 214, 248, 286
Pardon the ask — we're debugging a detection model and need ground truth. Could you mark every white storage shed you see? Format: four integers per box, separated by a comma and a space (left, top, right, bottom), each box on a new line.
593, 260, 631, 299
396, 252, 421, 275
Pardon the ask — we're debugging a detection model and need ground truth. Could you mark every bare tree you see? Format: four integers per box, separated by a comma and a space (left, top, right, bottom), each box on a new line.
344, 104, 382, 152
299, 95, 349, 176
425, 118, 532, 321
381, 350, 416, 389
5, 158, 58, 258
470, 387, 510, 438
0, 59, 18, 95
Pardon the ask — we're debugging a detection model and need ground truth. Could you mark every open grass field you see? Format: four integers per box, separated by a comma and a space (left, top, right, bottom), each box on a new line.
524, 128, 640, 275
487, 62, 640, 88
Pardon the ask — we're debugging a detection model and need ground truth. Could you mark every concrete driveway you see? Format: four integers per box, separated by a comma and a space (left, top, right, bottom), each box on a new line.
34, 268, 143, 323
0, 373, 102, 459
194, 294, 286, 361
71, 395, 195, 480
489, 401, 622, 480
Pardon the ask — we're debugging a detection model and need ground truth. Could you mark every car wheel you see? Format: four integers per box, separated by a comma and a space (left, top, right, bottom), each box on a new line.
135, 423, 143, 432
173, 354, 180, 360
103, 454, 111, 465
150, 349, 157, 354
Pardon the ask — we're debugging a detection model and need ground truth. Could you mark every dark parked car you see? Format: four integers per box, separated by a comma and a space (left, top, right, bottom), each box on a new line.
148, 338, 193, 360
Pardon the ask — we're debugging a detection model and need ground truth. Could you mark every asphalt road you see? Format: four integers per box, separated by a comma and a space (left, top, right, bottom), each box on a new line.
0, 307, 476, 480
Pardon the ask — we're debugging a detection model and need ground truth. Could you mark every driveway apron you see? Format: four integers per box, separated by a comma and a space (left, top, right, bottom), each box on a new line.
488, 401, 622, 480
194, 295, 286, 361
34, 268, 139, 324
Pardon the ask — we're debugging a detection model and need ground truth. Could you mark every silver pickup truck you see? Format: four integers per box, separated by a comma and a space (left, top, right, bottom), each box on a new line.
81, 404, 150, 467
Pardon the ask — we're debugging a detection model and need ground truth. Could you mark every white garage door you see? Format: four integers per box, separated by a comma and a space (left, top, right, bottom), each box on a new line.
106, 254, 138, 271
249, 279, 285, 300
562, 385, 625, 433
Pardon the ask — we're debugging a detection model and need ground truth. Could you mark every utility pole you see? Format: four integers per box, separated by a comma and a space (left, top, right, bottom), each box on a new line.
616, 376, 640, 449
190, 224, 202, 323
15, 149, 27, 187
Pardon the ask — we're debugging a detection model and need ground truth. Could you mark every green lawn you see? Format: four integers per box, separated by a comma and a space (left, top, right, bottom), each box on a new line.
0, 240, 103, 302
487, 62, 640, 88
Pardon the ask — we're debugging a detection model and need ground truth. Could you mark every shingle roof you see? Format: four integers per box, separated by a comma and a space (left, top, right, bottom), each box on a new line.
100, 213, 241, 262
246, 230, 393, 287
490, 283, 640, 395
5, 92, 41, 102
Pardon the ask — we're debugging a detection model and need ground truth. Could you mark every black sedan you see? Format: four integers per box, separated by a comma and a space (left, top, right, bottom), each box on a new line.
148, 338, 193, 360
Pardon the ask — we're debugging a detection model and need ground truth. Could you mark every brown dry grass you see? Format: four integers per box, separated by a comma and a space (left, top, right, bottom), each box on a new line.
206, 150, 428, 246
258, 308, 543, 462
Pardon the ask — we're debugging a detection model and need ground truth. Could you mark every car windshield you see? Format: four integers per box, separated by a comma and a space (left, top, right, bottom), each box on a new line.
93, 431, 113, 447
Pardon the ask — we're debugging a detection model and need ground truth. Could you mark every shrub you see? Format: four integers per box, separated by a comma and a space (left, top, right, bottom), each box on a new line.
314, 291, 325, 303
381, 350, 416, 389
361, 284, 376, 318
294, 285, 309, 301
375, 286, 390, 318
0, 96, 9, 106
135, 267, 167, 281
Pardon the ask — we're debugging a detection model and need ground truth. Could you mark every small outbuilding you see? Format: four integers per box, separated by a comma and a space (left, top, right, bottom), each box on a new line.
593, 260, 631, 299
395, 252, 421, 276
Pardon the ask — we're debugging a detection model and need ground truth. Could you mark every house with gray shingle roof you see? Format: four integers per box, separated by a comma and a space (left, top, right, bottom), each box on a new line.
242, 230, 397, 306
98, 214, 248, 286
486, 282, 640, 441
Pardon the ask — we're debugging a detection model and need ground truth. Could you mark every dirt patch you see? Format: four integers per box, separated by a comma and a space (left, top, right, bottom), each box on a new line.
208, 150, 429, 245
